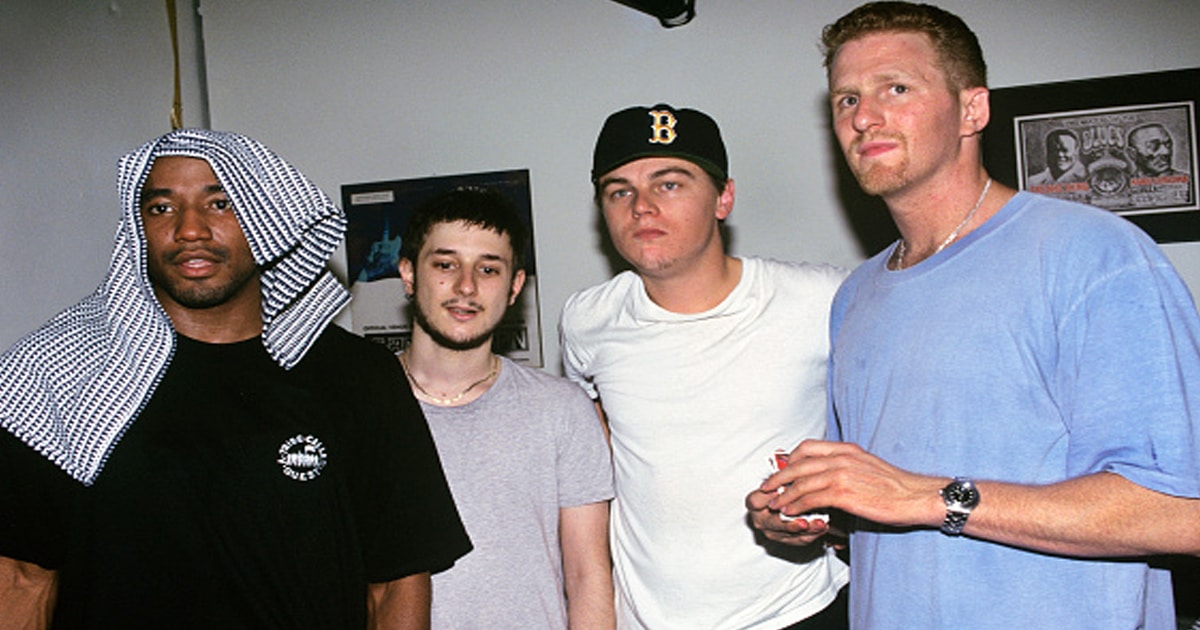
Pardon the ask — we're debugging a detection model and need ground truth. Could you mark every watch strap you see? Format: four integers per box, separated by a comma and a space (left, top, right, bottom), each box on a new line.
941, 509, 970, 535
939, 477, 979, 536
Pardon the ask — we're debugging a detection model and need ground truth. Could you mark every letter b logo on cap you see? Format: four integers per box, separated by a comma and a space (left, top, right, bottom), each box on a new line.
648, 109, 677, 145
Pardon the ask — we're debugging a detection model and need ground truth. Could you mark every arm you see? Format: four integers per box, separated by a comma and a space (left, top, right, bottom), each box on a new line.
366, 572, 431, 630
0, 556, 57, 630
593, 401, 610, 443
560, 502, 614, 630
753, 439, 1200, 558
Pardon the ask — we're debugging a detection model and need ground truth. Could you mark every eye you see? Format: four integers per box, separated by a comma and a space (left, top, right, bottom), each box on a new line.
432, 260, 455, 271
211, 197, 233, 211
889, 84, 909, 95
834, 94, 858, 110
607, 188, 631, 202
661, 181, 679, 192
142, 202, 173, 216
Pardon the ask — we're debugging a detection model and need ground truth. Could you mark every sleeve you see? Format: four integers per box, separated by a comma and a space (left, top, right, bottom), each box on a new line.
554, 383, 614, 508
558, 296, 599, 400
337, 335, 472, 582
0, 428, 77, 569
1058, 250, 1200, 499
826, 275, 856, 443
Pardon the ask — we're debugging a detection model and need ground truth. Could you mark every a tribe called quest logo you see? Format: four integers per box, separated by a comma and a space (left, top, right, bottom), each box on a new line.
277, 434, 327, 481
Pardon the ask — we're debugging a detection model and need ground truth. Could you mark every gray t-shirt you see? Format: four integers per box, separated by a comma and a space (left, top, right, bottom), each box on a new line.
420, 357, 614, 630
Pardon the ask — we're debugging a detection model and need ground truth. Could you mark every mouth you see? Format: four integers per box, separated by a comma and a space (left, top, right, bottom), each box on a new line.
168, 249, 224, 278
632, 227, 667, 241
855, 138, 898, 159
443, 301, 483, 321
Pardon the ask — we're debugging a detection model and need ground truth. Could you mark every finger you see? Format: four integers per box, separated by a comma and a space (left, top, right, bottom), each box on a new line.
745, 489, 776, 511
793, 438, 860, 458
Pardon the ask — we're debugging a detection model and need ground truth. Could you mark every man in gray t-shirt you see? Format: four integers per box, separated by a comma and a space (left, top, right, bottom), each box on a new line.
395, 186, 615, 629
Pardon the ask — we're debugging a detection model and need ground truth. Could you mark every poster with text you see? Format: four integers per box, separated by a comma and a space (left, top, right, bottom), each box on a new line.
341, 169, 542, 367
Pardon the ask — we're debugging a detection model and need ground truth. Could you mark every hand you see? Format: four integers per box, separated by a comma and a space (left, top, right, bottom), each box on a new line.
745, 488, 837, 545
754, 439, 945, 531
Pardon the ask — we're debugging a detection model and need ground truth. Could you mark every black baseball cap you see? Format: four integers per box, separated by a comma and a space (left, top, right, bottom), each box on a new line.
591, 103, 728, 183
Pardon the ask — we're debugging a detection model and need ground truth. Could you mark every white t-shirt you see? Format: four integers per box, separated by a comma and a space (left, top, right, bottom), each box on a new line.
560, 257, 849, 630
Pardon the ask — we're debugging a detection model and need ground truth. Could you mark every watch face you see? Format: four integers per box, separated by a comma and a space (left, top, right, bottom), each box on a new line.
943, 479, 980, 508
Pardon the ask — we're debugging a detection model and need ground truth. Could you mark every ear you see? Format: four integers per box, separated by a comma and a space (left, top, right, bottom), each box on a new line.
398, 258, 416, 297
715, 178, 735, 221
960, 87, 990, 136
508, 269, 527, 306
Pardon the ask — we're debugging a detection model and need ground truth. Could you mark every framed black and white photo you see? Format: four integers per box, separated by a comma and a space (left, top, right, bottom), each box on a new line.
985, 68, 1199, 243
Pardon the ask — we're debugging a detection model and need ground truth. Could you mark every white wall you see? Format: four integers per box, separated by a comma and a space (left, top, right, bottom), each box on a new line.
3, 0, 1199, 372
0, 0, 207, 348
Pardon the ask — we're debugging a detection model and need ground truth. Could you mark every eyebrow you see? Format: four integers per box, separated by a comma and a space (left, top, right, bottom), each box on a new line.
139, 184, 226, 204
598, 165, 698, 190
831, 70, 910, 94
429, 247, 507, 262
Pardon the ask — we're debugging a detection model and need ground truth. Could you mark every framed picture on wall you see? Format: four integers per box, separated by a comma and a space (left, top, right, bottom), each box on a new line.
341, 169, 543, 367
984, 67, 1200, 243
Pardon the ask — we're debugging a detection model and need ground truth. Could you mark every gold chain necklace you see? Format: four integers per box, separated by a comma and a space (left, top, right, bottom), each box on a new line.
399, 352, 499, 406
892, 178, 991, 270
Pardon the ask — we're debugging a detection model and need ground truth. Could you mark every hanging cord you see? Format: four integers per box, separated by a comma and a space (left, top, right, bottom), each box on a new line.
166, 0, 183, 129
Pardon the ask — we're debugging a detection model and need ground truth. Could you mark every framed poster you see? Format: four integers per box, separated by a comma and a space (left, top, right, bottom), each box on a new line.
341, 169, 543, 367
984, 68, 1199, 243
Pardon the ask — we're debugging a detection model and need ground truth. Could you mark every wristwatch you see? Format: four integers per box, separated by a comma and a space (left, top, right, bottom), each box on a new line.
938, 477, 979, 535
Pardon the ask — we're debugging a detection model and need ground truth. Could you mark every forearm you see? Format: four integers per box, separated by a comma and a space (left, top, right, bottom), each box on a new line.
561, 502, 615, 630
565, 570, 615, 630
759, 440, 1200, 558
366, 572, 431, 630
961, 472, 1200, 557
0, 557, 57, 630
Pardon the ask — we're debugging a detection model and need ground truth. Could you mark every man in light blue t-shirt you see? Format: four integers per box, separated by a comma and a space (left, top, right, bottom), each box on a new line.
747, 3, 1200, 629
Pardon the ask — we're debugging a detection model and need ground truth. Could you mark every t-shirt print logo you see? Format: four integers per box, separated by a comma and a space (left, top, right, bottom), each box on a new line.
277, 434, 328, 481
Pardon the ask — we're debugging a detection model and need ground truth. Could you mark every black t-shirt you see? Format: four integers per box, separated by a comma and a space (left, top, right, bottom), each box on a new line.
0, 327, 471, 629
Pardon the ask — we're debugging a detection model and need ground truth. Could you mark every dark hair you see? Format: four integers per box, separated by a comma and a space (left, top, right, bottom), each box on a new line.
1044, 128, 1079, 153
1046, 128, 1078, 144
820, 1, 987, 91
400, 186, 530, 271
1127, 122, 1168, 145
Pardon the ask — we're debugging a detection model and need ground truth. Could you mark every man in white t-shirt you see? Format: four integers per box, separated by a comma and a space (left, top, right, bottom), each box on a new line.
559, 103, 849, 630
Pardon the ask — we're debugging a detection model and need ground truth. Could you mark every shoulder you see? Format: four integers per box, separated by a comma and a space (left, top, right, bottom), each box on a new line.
746, 256, 850, 299
502, 360, 592, 402
1005, 193, 1159, 255
295, 325, 402, 382
309, 325, 393, 361
563, 272, 640, 312
560, 271, 641, 330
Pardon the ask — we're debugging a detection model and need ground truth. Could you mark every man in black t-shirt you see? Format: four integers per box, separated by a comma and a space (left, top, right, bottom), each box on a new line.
0, 129, 470, 629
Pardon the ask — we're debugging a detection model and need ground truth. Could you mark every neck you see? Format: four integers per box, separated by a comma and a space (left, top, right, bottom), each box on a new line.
159, 288, 264, 343
642, 254, 743, 314
885, 168, 1014, 268
401, 330, 499, 406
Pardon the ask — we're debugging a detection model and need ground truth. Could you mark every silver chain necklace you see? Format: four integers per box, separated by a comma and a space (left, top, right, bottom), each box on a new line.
892, 178, 992, 270
399, 352, 499, 406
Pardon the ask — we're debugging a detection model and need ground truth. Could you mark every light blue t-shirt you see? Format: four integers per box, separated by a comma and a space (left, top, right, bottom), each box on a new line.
830, 192, 1200, 629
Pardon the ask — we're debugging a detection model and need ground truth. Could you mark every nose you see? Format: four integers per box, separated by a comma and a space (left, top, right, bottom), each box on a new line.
454, 269, 477, 296
852, 97, 883, 133
632, 191, 658, 219
174, 206, 212, 242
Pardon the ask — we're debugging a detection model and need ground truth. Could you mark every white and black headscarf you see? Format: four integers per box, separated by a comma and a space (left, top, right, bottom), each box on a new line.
0, 129, 349, 485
